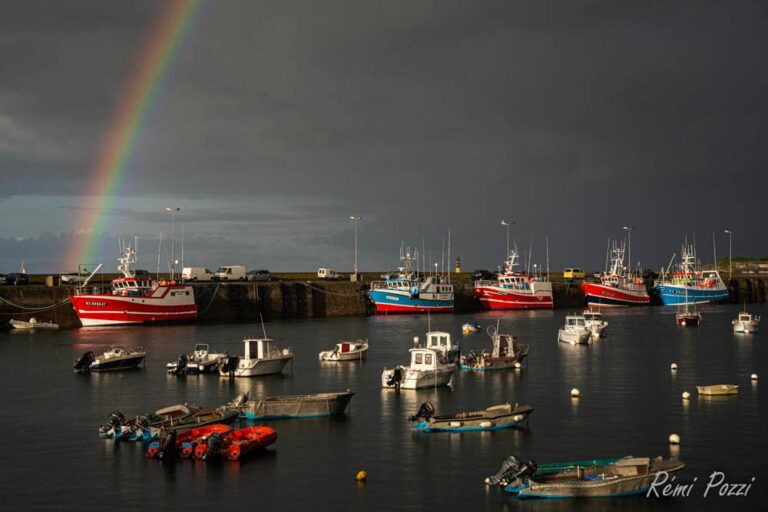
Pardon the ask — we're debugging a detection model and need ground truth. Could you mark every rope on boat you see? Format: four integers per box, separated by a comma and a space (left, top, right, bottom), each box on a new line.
296, 281, 369, 297
0, 295, 72, 314
196, 283, 221, 315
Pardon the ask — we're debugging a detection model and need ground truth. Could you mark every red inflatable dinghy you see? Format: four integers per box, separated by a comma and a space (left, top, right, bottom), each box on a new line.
194, 426, 277, 461
146, 424, 232, 459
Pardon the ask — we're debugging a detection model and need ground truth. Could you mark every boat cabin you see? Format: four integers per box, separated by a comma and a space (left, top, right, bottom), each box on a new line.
425, 331, 454, 352
409, 348, 442, 370
565, 315, 587, 328
112, 277, 153, 297
242, 338, 284, 360
491, 334, 520, 358
193, 344, 210, 356
583, 311, 603, 322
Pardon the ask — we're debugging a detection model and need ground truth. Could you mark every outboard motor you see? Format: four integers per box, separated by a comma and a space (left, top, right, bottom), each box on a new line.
203, 432, 224, 461
408, 402, 436, 422
460, 351, 477, 367
159, 430, 177, 461
174, 353, 188, 376
229, 393, 248, 408
73, 351, 95, 373
485, 456, 538, 486
98, 411, 126, 438
221, 356, 239, 377
386, 367, 404, 387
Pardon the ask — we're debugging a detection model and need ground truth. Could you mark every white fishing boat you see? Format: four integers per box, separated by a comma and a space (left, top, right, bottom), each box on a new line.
557, 314, 591, 345
9, 317, 59, 330
167, 344, 227, 374
219, 338, 294, 377
582, 310, 608, 339
732, 311, 760, 334
381, 346, 455, 389
318, 339, 369, 361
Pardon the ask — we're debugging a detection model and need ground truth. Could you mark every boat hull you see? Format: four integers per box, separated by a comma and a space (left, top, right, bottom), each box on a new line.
474, 286, 553, 310
655, 284, 729, 305
581, 282, 649, 307
224, 355, 293, 377
90, 355, 146, 371
381, 367, 455, 389
733, 322, 759, 334
367, 290, 453, 314
415, 404, 533, 432
70, 287, 197, 327
558, 329, 591, 345
240, 392, 355, 419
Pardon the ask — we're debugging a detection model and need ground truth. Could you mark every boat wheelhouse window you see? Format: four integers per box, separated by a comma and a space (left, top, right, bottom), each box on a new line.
439, 335, 448, 347
425, 353, 433, 365
415, 353, 423, 364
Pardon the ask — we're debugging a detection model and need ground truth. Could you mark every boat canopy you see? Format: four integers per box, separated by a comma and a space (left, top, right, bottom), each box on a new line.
242, 338, 283, 360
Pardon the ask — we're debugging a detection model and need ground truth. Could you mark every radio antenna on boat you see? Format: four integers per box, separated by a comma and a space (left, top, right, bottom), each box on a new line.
156, 232, 163, 280
259, 311, 268, 339
447, 228, 451, 283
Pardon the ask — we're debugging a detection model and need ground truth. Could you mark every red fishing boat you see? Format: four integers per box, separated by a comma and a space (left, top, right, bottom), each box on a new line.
581, 239, 650, 307
195, 426, 278, 461
474, 249, 553, 310
145, 424, 232, 459
69, 244, 197, 327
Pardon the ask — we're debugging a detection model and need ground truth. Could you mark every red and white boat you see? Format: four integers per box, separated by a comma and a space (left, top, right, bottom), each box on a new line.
70, 244, 197, 327
581, 239, 649, 307
474, 249, 553, 310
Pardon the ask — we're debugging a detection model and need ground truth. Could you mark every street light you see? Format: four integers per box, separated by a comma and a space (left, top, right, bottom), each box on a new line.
165, 207, 180, 279
622, 225, 637, 275
500, 220, 513, 259
724, 229, 734, 280
349, 216, 361, 281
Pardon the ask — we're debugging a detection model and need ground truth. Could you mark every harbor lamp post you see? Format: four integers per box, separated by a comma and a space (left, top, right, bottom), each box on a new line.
350, 216, 361, 281
622, 225, 637, 275
501, 220, 512, 258
166, 207, 180, 279
724, 229, 734, 280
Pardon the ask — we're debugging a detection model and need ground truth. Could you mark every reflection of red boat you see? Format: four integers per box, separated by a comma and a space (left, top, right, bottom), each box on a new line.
195, 426, 278, 461
146, 424, 232, 459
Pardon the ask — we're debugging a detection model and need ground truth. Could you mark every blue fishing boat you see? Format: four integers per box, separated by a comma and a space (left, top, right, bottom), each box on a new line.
367, 246, 453, 314
654, 240, 728, 305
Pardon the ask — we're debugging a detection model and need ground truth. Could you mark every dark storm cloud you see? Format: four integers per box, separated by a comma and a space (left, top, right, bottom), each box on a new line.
1, 0, 766, 272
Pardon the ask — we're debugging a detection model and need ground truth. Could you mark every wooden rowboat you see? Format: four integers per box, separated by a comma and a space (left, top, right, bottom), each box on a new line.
238, 391, 355, 420
696, 384, 738, 396
410, 402, 533, 432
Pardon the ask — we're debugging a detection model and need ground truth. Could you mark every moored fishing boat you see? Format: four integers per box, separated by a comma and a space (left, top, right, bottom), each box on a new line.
557, 315, 591, 344
367, 246, 454, 314
69, 243, 197, 327
582, 310, 608, 339
487, 455, 685, 498
581, 238, 649, 307
409, 401, 533, 432
237, 391, 355, 419
196, 426, 278, 461
460, 323, 528, 371
318, 339, 368, 361
732, 311, 760, 333
697, 384, 738, 396
422, 330, 460, 364
382, 344, 455, 389
9, 317, 59, 330
654, 239, 728, 305
219, 338, 294, 377
474, 248, 553, 310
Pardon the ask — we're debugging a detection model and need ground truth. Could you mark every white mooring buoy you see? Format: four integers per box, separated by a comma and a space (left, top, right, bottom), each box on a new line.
570, 388, 580, 398
670, 363, 678, 370
669, 433, 681, 445
514, 362, 522, 369
751, 373, 758, 381
682, 391, 690, 400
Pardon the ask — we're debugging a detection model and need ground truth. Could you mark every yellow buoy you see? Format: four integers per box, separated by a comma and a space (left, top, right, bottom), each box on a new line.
669, 433, 681, 445
570, 388, 580, 398
670, 363, 678, 370
682, 391, 690, 400
355, 470, 367, 481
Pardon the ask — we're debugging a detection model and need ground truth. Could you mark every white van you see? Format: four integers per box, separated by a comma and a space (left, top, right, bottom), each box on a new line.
317, 268, 341, 280
182, 267, 215, 282
215, 265, 246, 281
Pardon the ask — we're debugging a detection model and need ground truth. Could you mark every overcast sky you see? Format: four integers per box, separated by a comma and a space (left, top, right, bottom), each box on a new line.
1, 0, 766, 274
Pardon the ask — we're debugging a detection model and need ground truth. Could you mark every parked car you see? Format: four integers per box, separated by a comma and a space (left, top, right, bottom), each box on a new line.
472, 269, 495, 281
182, 267, 215, 282
60, 272, 86, 284
214, 265, 246, 281
563, 268, 585, 279
317, 268, 341, 280
5, 273, 29, 285
247, 269, 272, 282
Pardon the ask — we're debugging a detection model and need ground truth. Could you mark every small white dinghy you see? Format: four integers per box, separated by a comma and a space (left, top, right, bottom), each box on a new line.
9, 317, 59, 330
558, 314, 591, 344
319, 339, 368, 361
732, 311, 760, 334
697, 384, 739, 396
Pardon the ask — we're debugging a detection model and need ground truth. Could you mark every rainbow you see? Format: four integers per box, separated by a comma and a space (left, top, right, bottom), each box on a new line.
66, 0, 202, 269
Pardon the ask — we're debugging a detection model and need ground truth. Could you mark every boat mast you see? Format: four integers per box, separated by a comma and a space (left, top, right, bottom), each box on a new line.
546, 236, 550, 279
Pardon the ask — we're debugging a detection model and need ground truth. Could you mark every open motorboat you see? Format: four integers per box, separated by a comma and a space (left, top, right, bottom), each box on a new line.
460, 323, 529, 371
697, 384, 738, 396
557, 315, 591, 345
145, 424, 233, 459
582, 310, 608, 339
462, 321, 481, 333
149, 406, 240, 438
167, 344, 227, 375
219, 338, 294, 377
9, 317, 59, 330
381, 345, 455, 389
236, 391, 355, 419
732, 311, 760, 334
74, 345, 146, 373
98, 403, 202, 441
488, 455, 684, 499
318, 339, 368, 361
422, 330, 460, 364
409, 402, 534, 432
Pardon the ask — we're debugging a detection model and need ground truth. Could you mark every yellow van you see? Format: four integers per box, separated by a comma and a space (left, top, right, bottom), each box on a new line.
563, 268, 585, 279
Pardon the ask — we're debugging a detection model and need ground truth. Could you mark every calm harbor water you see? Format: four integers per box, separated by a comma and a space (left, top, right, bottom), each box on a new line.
0, 305, 765, 511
